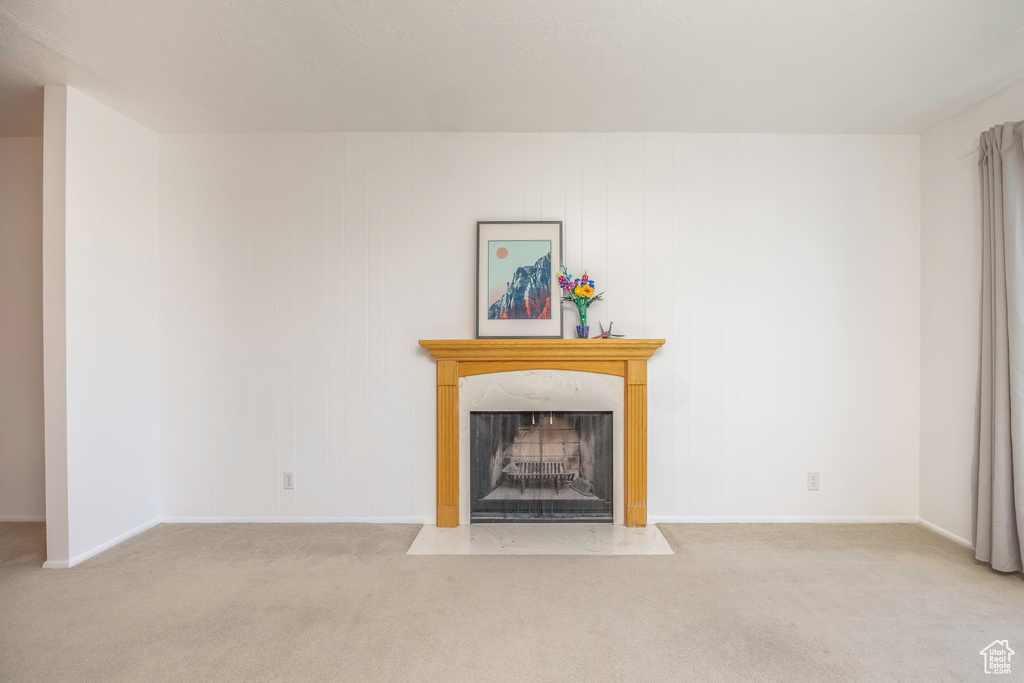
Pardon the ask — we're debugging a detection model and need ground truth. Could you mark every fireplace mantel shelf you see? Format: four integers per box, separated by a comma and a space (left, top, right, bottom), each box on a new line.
419, 338, 665, 528
419, 338, 665, 362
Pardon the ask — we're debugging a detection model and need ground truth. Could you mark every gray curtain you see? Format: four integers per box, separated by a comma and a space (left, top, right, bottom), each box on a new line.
974, 121, 1024, 572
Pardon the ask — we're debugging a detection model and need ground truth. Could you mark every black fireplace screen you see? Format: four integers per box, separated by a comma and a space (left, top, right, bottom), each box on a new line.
470, 411, 613, 522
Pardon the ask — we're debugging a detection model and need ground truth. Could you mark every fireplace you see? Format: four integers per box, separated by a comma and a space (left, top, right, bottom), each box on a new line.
419, 338, 665, 527
470, 411, 613, 522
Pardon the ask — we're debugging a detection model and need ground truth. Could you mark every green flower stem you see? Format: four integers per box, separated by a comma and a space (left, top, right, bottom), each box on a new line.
575, 299, 588, 327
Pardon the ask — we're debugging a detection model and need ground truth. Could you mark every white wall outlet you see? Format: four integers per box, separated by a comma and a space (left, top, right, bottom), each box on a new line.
283, 471, 295, 490
807, 472, 820, 491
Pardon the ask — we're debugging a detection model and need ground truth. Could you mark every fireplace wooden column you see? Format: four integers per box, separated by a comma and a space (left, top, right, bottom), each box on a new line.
434, 359, 460, 527
419, 339, 665, 528
624, 359, 648, 527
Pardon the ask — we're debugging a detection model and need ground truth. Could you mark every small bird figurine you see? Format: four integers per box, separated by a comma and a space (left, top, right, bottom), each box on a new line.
594, 321, 625, 339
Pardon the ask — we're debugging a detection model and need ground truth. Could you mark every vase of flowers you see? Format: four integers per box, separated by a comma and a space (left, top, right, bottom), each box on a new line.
558, 265, 604, 338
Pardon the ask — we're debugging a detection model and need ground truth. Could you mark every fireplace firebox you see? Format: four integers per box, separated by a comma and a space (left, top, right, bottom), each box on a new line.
470, 411, 613, 522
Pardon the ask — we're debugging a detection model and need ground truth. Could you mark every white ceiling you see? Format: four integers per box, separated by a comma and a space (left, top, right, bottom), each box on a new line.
2, 0, 1024, 137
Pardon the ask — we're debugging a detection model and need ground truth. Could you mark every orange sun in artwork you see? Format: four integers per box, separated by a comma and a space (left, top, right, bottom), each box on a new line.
495, 247, 508, 259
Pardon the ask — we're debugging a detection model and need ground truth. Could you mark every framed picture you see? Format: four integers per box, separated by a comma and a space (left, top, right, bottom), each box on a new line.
477, 221, 564, 339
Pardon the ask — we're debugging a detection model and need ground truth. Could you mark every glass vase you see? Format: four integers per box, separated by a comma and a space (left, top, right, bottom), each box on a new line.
575, 305, 589, 339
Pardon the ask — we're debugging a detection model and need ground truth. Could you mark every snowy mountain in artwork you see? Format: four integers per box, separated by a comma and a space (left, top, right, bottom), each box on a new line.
487, 253, 552, 320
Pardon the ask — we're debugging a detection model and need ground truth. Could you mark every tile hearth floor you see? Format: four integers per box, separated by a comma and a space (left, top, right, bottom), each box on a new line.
406, 522, 674, 555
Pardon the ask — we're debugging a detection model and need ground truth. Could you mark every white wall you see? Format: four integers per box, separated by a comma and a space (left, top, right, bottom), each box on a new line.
43, 86, 161, 567
920, 78, 1024, 545
158, 132, 921, 522
0, 137, 45, 521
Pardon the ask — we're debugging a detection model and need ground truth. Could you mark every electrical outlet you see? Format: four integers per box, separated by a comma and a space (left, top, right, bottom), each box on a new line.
807, 472, 819, 491
283, 471, 295, 490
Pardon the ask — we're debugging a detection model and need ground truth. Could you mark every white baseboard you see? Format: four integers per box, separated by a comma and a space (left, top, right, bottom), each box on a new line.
43, 517, 162, 569
918, 518, 973, 549
649, 515, 919, 524
0, 515, 46, 522
161, 515, 431, 524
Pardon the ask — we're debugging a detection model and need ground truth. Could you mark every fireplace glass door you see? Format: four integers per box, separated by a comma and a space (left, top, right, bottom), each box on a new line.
469, 411, 613, 522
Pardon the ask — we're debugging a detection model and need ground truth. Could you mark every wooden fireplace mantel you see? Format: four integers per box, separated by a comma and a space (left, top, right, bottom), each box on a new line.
419, 339, 665, 528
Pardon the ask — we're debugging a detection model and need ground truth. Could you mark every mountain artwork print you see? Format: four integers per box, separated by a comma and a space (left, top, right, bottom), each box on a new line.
486, 240, 552, 320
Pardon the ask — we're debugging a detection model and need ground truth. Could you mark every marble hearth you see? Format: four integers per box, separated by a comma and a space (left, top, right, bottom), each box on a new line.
407, 523, 674, 555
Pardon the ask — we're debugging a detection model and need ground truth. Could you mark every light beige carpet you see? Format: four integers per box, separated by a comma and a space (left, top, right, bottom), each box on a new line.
0, 522, 1021, 682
